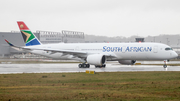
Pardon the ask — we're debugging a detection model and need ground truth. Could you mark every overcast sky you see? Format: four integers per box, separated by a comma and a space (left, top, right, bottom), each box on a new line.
0, 0, 180, 37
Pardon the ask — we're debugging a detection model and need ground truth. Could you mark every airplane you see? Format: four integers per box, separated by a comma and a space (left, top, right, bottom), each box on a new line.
5, 21, 178, 69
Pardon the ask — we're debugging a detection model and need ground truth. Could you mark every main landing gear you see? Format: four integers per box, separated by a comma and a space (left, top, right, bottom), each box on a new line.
78, 64, 90, 68
78, 64, 106, 68
95, 64, 106, 68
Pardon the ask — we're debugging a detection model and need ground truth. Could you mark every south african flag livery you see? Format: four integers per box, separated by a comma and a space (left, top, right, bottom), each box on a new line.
17, 21, 41, 46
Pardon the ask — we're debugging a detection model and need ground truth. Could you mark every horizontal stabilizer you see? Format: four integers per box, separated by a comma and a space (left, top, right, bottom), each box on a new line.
5, 39, 14, 46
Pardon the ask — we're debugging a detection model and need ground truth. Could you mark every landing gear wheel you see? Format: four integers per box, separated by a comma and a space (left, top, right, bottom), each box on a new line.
79, 64, 82, 68
83, 64, 86, 68
86, 64, 90, 68
102, 64, 106, 68
78, 64, 90, 68
163, 64, 167, 68
163, 64, 167, 71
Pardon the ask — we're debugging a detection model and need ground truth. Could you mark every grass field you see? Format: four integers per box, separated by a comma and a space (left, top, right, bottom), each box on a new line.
0, 72, 180, 101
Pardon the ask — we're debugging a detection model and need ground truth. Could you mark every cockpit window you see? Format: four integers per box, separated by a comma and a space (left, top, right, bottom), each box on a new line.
165, 48, 173, 51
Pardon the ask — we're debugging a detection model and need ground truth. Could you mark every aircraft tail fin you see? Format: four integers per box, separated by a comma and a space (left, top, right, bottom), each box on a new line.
17, 21, 42, 46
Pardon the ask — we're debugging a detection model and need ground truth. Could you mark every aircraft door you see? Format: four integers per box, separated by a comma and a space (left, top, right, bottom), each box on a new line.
75, 46, 82, 51
153, 46, 158, 53
122, 46, 126, 53
75, 46, 80, 51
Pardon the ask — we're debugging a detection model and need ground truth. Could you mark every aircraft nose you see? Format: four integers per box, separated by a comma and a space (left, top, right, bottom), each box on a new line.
171, 51, 178, 58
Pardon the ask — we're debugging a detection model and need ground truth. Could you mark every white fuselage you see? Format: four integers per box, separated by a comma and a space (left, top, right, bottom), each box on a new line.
24, 42, 178, 61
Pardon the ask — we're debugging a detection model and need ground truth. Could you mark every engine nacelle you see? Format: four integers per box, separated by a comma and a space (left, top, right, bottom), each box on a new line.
118, 60, 136, 65
86, 54, 106, 65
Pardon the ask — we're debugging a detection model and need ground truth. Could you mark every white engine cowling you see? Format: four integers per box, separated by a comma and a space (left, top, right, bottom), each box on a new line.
118, 60, 136, 65
86, 54, 106, 65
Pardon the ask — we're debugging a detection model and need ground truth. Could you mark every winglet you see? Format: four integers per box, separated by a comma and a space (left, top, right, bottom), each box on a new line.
5, 39, 14, 46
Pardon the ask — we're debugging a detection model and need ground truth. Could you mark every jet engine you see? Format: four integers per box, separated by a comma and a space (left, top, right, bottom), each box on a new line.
86, 54, 106, 65
118, 60, 136, 65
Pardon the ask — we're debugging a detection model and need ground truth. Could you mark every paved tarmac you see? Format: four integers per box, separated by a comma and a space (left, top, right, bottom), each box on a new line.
0, 63, 180, 74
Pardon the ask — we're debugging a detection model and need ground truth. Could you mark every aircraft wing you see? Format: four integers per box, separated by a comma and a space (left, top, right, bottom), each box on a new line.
24, 47, 87, 55
22, 47, 117, 58
5, 39, 117, 58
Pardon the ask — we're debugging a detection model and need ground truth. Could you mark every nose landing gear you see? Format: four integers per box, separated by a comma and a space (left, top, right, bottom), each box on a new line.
163, 60, 168, 71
